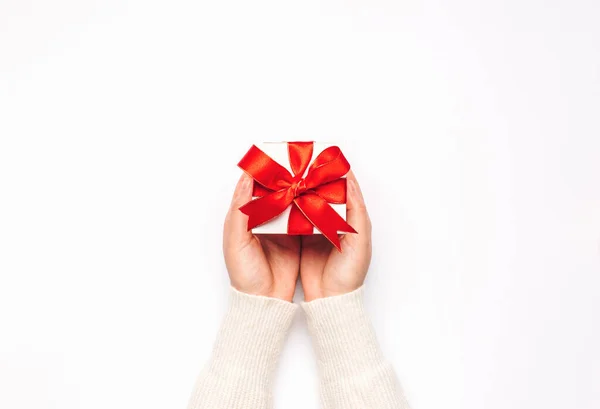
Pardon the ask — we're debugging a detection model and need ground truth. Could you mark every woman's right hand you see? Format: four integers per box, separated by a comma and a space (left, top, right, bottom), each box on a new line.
299, 171, 372, 301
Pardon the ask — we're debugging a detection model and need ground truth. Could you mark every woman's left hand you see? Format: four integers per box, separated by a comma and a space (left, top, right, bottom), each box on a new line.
223, 174, 301, 302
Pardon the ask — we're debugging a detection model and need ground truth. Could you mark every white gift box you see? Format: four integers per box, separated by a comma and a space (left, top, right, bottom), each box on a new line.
251, 142, 347, 235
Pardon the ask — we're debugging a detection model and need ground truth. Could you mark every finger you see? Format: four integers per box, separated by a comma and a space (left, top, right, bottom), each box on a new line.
301, 234, 331, 248
299, 236, 330, 275
224, 173, 254, 243
345, 171, 371, 235
257, 234, 300, 251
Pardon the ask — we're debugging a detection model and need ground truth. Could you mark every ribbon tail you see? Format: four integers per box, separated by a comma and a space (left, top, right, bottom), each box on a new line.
252, 182, 274, 198
294, 192, 356, 251
240, 189, 294, 230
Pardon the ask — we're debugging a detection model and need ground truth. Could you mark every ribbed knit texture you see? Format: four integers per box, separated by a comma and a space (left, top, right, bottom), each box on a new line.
302, 287, 411, 409
187, 286, 410, 409
187, 287, 298, 409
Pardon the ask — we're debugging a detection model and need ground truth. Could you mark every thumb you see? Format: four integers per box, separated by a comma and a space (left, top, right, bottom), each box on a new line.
224, 173, 254, 246
345, 171, 371, 237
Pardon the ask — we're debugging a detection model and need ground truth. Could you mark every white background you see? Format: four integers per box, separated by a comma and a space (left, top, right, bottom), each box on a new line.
1, 1, 599, 408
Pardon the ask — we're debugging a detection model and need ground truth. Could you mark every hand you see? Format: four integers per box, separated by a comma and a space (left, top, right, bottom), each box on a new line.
223, 174, 301, 302
300, 171, 372, 301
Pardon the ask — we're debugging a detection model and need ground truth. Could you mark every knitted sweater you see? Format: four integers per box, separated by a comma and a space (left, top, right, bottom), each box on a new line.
187, 287, 410, 409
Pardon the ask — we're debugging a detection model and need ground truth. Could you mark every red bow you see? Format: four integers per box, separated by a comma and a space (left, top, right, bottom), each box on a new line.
238, 142, 356, 250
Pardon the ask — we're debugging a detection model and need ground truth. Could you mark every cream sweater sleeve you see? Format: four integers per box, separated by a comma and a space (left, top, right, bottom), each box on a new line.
187, 287, 298, 409
301, 287, 411, 409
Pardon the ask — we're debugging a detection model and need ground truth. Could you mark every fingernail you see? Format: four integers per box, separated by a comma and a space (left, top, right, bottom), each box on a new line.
348, 180, 360, 198
351, 179, 365, 204
347, 179, 356, 195
242, 174, 252, 188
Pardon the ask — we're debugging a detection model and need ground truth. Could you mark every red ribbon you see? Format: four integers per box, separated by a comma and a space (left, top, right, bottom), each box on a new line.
238, 142, 356, 250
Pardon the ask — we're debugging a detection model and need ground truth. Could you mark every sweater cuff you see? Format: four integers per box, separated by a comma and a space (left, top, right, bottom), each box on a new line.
301, 286, 384, 382
301, 287, 410, 409
187, 287, 298, 409
215, 287, 298, 368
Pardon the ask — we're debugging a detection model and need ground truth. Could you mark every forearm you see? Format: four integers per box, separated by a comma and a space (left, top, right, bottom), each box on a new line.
302, 287, 410, 409
187, 287, 297, 409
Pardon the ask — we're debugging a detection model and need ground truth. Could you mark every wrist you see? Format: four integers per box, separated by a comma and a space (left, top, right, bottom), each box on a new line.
303, 284, 362, 302
232, 282, 296, 303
